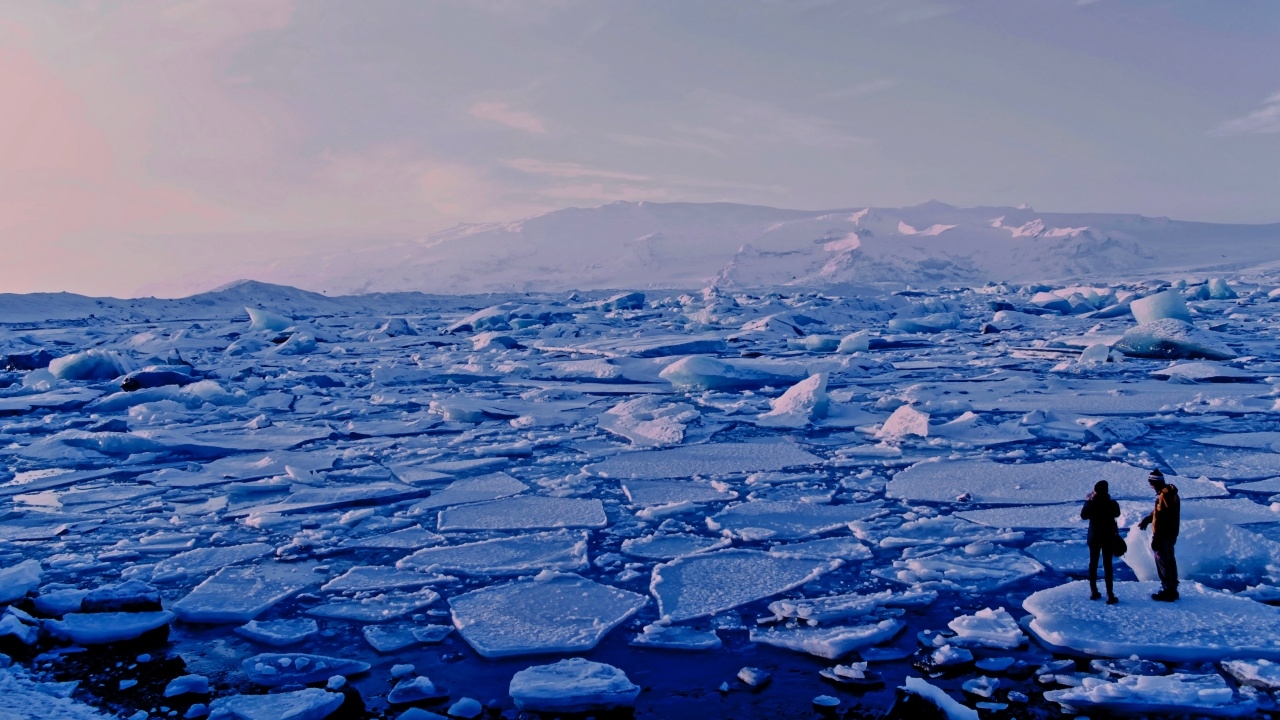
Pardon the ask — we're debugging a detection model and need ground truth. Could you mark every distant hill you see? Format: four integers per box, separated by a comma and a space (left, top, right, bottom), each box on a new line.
254, 201, 1280, 295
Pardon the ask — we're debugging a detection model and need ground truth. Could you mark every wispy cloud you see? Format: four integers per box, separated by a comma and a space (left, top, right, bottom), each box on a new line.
469, 101, 547, 133
1214, 92, 1280, 135
506, 158, 650, 181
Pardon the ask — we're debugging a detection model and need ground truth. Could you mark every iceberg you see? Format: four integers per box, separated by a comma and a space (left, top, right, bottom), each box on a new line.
1129, 290, 1193, 324
1113, 318, 1236, 360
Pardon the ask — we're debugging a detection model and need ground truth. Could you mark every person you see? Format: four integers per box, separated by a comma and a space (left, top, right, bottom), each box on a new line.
1080, 480, 1120, 604
1138, 468, 1180, 602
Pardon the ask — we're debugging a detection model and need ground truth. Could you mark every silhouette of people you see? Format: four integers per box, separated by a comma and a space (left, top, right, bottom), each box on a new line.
1081, 479, 1120, 604
1138, 468, 1180, 601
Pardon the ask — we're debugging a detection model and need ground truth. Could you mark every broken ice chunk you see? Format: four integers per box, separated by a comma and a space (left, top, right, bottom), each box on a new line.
397, 530, 588, 576
767, 537, 872, 561
436, 496, 606, 531
622, 479, 736, 507
320, 566, 445, 593
598, 396, 699, 447
875, 405, 929, 441
898, 677, 978, 720
241, 653, 370, 687
629, 624, 722, 650
947, 607, 1026, 649
878, 548, 1043, 592
234, 618, 319, 647
756, 373, 828, 428
387, 675, 447, 704
172, 562, 321, 624
449, 573, 646, 658
1129, 290, 1192, 325
1221, 659, 1280, 690
362, 625, 421, 653
305, 588, 439, 623
659, 355, 802, 391
209, 688, 343, 720
620, 533, 730, 560
767, 593, 879, 624
341, 526, 444, 550
46, 611, 173, 645
0, 559, 42, 604
151, 543, 273, 583
1043, 673, 1255, 716
509, 658, 640, 714
651, 549, 840, 622
749, 619, 903, 659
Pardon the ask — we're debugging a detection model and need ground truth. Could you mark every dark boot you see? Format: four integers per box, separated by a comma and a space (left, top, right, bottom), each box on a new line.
1089, 582, 1101, 601
1106, 594, 1118, 605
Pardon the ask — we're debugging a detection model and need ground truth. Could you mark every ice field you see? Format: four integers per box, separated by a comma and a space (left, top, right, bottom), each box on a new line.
5, 269, 1280, 719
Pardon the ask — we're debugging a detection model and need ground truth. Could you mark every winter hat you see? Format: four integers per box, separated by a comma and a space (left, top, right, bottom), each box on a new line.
1094, 480, 1109, 494
1148, 468, 1165, 482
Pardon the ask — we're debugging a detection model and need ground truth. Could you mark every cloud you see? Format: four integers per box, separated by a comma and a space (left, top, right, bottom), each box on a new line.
1214, 92, 1280, 135
507, 158, 651, 181
470, 101, 547, 133
674, 90, 871, 149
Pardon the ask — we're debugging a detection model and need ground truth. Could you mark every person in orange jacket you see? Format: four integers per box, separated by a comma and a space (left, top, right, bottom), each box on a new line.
1138, 469, 1180, 602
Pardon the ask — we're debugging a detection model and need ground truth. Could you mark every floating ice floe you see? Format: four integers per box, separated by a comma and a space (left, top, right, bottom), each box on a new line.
406, 473, 528, 512
320, 566, 444, 592
767, 537, 872, 561
172, 562, 321, 623
1025, 580, 1280, 661
707, 500, 882, 540
620, 533, 730, 560
929, 412, 1033, 445
306, 588, 440, 623
898, 676, 978, 720
509, 658, 640, 714
227, 482, 425, 518
877, 548, 1043, 592
1165, 447, 1280, 481
436, 496, 607, 531
1043, 673, 1257, 717
1151, 362, 1257, 383
750, 619, 903, 659
210, 687, 344, 720
588, 441, 822, 479
946, 607, 1025, 649
888, 459, 1225, 505
629, 623, 722, 650
242, 653, 370, 687
449, 573, 646, 658
622, 479, 736, 506
46, 611, 173, 644
234, 618, 319, 647
1196, 431, 1280, 452
1221, 659, 1280, 690
397, 530, 588, 576
768, 593, 879, 624
650, 549, 841, 622
151, 543, 273, 583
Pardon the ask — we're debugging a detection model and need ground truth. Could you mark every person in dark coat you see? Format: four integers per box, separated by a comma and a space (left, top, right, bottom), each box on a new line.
1138, 468, 1180, 602
1081, 479, 1120, 604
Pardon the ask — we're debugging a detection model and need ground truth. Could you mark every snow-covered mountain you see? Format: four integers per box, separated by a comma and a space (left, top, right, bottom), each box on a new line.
258, 201, 1280, 295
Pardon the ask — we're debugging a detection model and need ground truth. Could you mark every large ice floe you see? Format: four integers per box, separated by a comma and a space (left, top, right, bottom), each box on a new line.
6, 251, 1280, 718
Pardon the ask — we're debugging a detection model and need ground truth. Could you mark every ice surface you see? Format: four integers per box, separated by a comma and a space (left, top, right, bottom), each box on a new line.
707, 500, 882, 540
1114, 319, 1237, 360
750, 619, 903, 659
386, 676, 446, 703
509, 658, 640, 713
1128, 290, 1192, 325
245, 307, 294, 332
397, 530, 588, 576
207, 689, 344, 720
172, 562, 321, 623
449, 573, 646, 657
888, 459, 1225, 504
767, 537, 873, 561
241, 653, 370, 687
1024, 540, 1090, 572
227, 482, 425, 517
46, 611, 173, 644
756, 373, 828, 428
768, 593, 879, 624
406, 472, 528, 512
598, 396, 699, 447
1025, 580, 1280, 661
1043, 673, 1256, 717
888, 313, 958, 333
589, 440, 822, 479
1197, 431, 1280, 451
436, 496, 606, 531
650, 549, 840, 622
48, 349, 132, 381
1151, 361, 1256, 382
234, 618, 319, 647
